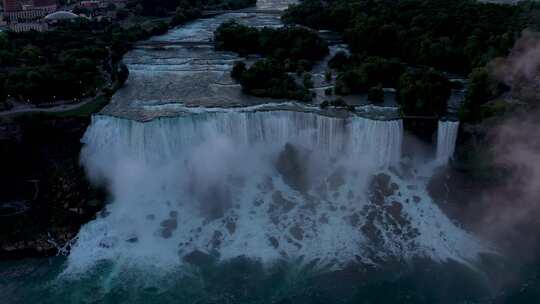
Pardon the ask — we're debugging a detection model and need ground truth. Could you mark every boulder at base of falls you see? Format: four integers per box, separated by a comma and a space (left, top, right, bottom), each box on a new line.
183, 250, 216, 266
275, 143, 310, 193
368, 173, 399, 205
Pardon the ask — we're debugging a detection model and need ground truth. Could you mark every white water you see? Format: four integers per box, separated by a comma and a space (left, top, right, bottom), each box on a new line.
64, 112, 486, 276
82, 111, 403, 167
436, 121, 460, 163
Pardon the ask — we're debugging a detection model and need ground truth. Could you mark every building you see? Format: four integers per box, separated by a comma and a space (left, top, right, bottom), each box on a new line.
44, 10, 80, 22
33, 0, 57, 11
3, 0, 21, 12
2, 0, 58, 32
8, 21, 47, 31
0, 13, 7, 27
79, 0, 99, 9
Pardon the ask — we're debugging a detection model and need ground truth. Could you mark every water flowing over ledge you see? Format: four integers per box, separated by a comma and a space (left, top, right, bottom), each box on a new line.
436, 121, 460, 163
64, 0, 481, 279
65, 112, 487, 275
83, 111, 403, 167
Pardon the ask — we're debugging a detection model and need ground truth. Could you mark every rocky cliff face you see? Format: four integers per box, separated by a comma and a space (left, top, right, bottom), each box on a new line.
0, 115, 105, 259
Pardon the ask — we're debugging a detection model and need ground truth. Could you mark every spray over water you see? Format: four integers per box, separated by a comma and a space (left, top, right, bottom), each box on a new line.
63, 111, 486, 279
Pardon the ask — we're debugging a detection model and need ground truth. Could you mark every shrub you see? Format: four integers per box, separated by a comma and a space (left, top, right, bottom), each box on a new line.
368, 85, 384, 103
231, 61, 247, 80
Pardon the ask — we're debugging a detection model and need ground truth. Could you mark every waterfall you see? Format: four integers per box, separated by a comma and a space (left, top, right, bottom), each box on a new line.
436, 121, 460, 163
65, 112, 485, 275
82, 111, 403, 168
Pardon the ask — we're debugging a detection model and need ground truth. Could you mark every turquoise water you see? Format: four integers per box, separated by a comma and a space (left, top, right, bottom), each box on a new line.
0, 256, 503, 304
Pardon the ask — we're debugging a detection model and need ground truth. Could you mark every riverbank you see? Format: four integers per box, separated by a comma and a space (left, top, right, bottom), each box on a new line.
0, 114, 106, 260
0, 5, 258, 259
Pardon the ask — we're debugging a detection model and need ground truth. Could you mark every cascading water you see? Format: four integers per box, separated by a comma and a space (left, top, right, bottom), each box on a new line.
0, 1, 499, 302
63, 110, 486, 276
81, 111, 403, 167
436, 121, 460, 163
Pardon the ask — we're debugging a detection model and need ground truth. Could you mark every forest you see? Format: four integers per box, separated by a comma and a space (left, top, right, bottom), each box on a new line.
283, 0, 540, 119
215, 21, 329, 100
0, 0, 257, 107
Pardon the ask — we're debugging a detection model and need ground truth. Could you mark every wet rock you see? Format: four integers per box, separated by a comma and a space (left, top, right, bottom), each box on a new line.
372, 173, 397, 195
257, 176, 274, 192
285, 236, 302, 249
253, 199, 264, 206
88, 199, 101, 207
225, 217, 236, 234
211, 230, 223, 249
389, 166, 403, 179
160, 218, 178, 239
161, 218, 178, 230
99, 237, 117, 248
200, 185, 232, 220
183, 250, 215, 266
68, 208, 80, 214
270, 214, 280, 225
275, 143, 309, 192
229, 175, 246, 188
161, 229, 173, 239
126, 236, 139, 243
386, 201, 403, 217
269, 191, 295, 214
289, 225, 304, 241
361, 220, 383, 247
268, 236, 279, 249
328, 166, 345, 191
315, 182, 329, 200
300, 195, 318, 213
349, 213, 360, 227
368, 173, 398, 205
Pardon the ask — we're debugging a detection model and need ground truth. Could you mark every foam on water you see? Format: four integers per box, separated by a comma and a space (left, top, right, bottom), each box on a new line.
64, 112, 487, 276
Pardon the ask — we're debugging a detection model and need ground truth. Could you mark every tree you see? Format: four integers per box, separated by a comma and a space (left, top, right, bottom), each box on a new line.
303, 73, 314, 89
325, 70, 332, 81
214, 22, 328, 70
0, 73, 7, 104
115, 62, 130, 85
284, 0, 527, 74
231, 61, 246, 80
116, 8, 129, 20
235, 59, 311, 101
397, 69, 451, 117
21, 45, 42, 66
460, 67, 504, 122
328, 51, 348, 70
368, 85, 384, 103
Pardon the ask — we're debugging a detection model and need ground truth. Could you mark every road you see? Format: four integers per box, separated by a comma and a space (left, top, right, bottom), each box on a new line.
0, 98, 96, 117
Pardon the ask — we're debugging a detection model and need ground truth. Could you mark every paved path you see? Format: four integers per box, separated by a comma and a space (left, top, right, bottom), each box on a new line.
201, 9, 283, 16
0, 98, 96, 117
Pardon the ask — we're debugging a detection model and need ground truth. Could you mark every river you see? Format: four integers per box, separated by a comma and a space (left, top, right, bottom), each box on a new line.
0, 1, 497, 303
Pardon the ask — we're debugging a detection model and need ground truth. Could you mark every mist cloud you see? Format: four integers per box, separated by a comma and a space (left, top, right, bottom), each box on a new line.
491, 29, 540, 101
475, 30, 540, 258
